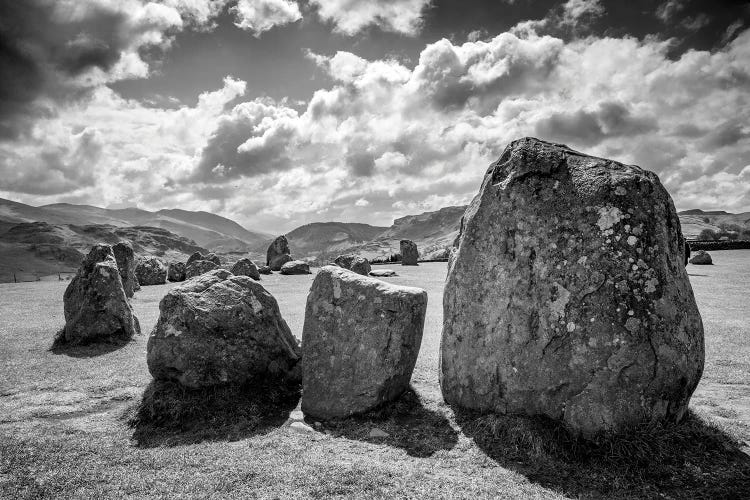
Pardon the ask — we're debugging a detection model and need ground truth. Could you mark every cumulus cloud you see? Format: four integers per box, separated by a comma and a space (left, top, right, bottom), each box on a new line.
308, 0, 431, 35
561, 0, 605, 25
232, 0, 302, 36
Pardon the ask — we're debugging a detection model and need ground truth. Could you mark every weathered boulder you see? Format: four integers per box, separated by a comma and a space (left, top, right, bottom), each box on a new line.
135, 256, 168, 286
369, 269, 397, 277
168, 261, 186, 282
147, 269, 301, 388
267, 235, 292, 271
301, 266, 427, 419
60, 244, 140, 345
334, 254, 371, 276
280, 260, 311, 275
258, 265, 272, 275
205, 252, 221, 266
185, 259, 219, 279
689, 250, 712, 265
441, 137, 705, 438
400, 240, 419, 265
231, 258, 261, 280
186, 251, 204, 266
112, 242, 138, 297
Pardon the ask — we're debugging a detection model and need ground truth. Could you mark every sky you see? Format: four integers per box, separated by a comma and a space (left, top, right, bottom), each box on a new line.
1, 0, 749, 232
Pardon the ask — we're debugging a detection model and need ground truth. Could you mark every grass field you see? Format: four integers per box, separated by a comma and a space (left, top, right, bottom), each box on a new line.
1, 253, 749, 498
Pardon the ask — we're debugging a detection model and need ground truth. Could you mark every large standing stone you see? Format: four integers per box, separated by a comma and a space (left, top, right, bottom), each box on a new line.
334, 254, 371, 276
231, 258, 261, 280
168, 261, 186, 282
267, 235, 292, 271
440, 137, 705, 438
400, 240, 419, 266
280, 260, 310, 275
185, 259, 219, 279
689, 250, 712, 265
301, 266, 427, 419
60, 244, 140, 345
147, 269, 301, 388
112, 242, 138, 297
135, 256, 168, 286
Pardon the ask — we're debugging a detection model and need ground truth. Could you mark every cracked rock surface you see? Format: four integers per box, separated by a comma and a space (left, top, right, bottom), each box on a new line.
302, 266, 427, 420
147, 269, 301, 388
440, 137, 705, 438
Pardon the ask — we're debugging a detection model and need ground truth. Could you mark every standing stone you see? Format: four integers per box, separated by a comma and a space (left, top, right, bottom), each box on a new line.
302, 266, 427, 419
147, 269, 301, 388
112, 242, 138, 297
689, 250, 712, 265
267, 235, 292, 271
186, 251, 205, 266
231, 258, 261, 280
683, 241, 691, 266
280, 260, 310, 275
185, 259, 219, 279
168, 261, 186, 282
400, 240, 419, 266
205, 253, 221, 266
334, 254, 371, 276
60, 244, 140, 345
135, 256, 168, 286
441, 137, 705, 438
258, 265, 272, 275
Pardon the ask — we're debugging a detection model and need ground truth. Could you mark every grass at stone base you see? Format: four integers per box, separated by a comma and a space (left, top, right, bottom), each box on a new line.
2, 256, 750, 498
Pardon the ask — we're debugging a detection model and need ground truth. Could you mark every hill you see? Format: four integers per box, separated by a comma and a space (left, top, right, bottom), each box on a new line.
0, 198, 270, 252
677, 209, 750, 240
0, 221, 205, 283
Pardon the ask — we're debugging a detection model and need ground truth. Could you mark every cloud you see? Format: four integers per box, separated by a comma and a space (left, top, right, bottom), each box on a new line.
232, 0, 302, 37
0, 0, 227, 139
656, 0, 685, 23
561, 0, 605, 25
308, 0, 432, 35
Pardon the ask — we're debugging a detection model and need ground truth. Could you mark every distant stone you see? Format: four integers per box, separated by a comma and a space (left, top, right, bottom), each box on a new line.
231, 258, 261, 280
147, 269, 301, 388
267, 235, 292, 271
684, 240, 691, 266
185, 259, 219, 279
135, 256, 168, 286
400, 240, 418, 266
167, 261, 186, 282
186, 251, 205, 266
334, 254, 371, 276
369, 269, 397, 277
205, 253, 221, 266
60, 244, 140, 345
302, 266, 427, 420
368, 428, 390, 438
258, 265, 272, 275
112, 242, 138, 297
280, 260, 310, 275
441, 137, 705, 438
290, 421, 314, 433
289, 409, 305, 421
689, 250, 712, 265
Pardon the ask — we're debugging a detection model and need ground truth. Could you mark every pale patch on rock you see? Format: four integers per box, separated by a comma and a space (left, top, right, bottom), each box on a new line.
597, 205, 624, 231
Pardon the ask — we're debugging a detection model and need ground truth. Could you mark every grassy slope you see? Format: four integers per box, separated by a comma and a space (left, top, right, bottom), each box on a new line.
1, 255, 750, 498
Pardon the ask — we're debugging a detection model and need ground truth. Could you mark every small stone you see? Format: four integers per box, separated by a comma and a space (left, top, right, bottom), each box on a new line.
185, 259, 219, 279
280, 260, 311, 275
167, 261, 186, 282
135, 256, 168, 286
689, 250, 713, 265
369, 269, 397, 277
289, 409, 305, 421
368, 428, 390, 438
231, 258, 261, 280
290, 422, 314, 433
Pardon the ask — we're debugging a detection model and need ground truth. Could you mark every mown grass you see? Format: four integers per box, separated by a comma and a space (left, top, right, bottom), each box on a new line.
1, 254, 750, 498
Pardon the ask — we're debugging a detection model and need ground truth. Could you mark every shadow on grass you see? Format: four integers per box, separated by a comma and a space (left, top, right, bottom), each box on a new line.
127, 379, 300, 447
321, 388, 458, 458
455, 409, 750, 499
50, 334, 131, 358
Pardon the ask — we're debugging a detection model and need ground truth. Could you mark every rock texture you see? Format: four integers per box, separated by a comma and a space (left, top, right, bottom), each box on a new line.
205, 252, 221, 266
302, 266, 427, 419
689, 250, 712, 265
112, 242, 139, 297
441, 137, 705, 438
135, 256, 168, 286
168, 261, 186, 282
231, 258, 261, 280
60, 244, 140, 345
267, 235, 292, 271
186, 251, 204, 266
280, 260, 311, 275
400, 240, 418, 265
147, 269, 301, 388
334, 254, 371, 276
185, 259, 219, 279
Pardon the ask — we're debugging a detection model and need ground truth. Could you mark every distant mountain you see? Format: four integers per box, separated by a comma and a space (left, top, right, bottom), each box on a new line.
677, 209, 750, 240
282, 222, 389, 259
0, 221, 205, 283
0, 198, 271, 252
